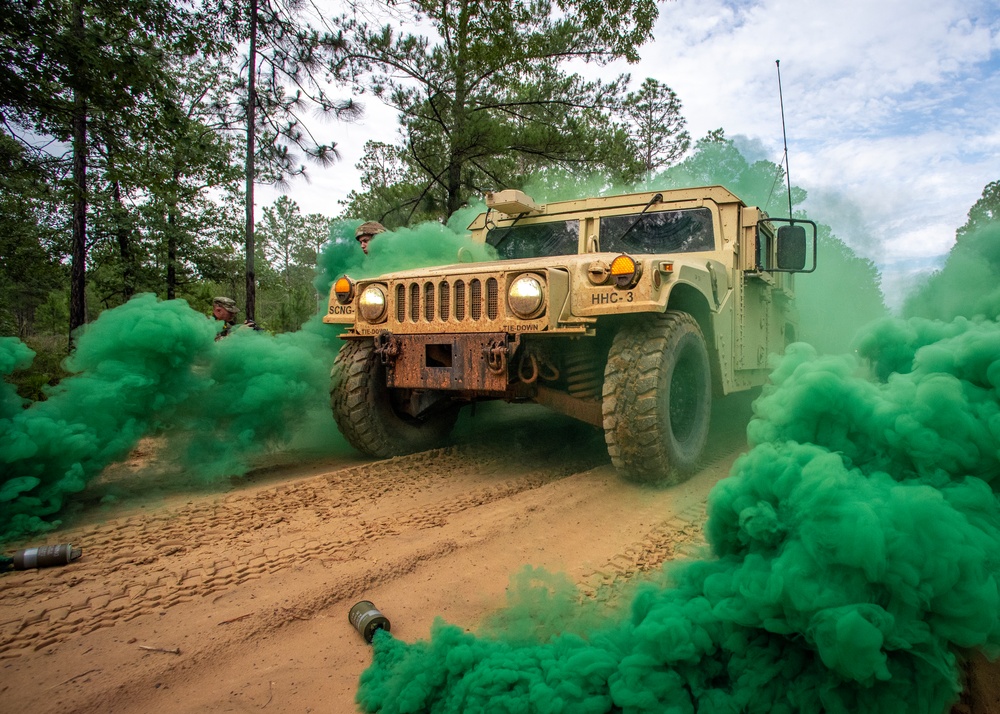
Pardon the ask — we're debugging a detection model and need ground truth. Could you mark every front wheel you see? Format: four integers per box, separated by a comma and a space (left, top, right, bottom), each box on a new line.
602, 312, 712, 484
330, 339, 459, 458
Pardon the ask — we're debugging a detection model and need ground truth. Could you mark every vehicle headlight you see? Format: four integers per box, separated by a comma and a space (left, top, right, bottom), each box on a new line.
507, 274, 544, 318
358, 285, 387, 323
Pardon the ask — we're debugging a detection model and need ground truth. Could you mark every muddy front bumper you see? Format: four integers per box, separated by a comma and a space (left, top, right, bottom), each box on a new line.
371, 332, 519, 393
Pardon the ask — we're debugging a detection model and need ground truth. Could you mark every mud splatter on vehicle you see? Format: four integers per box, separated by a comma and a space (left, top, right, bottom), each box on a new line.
326, 186, 816, 483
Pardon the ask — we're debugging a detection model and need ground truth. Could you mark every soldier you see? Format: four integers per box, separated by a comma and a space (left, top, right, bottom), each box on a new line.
212, 296, 259, 340
355, 221, 387, 255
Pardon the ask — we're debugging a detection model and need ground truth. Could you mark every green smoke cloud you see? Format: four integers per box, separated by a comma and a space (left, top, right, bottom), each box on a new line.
902, 223, 1000, 321
356, 319, 1000, 714
158, 319, 348, 481
0, 214, 497, 541
0, 337, 34, 419
0, 296, 347, 536
315, 209, 494, 295
0, 296, 217, 539
353, 149, 999, 713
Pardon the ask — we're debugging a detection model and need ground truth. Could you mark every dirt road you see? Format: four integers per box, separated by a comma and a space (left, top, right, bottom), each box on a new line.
0, 401, 753, 713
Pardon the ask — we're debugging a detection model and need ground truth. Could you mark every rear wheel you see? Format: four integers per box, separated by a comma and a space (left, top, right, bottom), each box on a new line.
602, 312, 712, 484
331, 339, 459, 458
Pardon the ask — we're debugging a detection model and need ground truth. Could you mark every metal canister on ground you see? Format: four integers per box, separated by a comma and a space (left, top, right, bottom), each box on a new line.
349, 600, 390, 643
12, 544, 82, 570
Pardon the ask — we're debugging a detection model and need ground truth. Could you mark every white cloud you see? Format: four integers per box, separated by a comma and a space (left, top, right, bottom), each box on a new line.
629, 0, 1000, 307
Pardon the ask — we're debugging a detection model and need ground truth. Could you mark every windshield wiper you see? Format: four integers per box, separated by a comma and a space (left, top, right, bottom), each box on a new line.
618, 193, 663, 243
487, 210, 529, 250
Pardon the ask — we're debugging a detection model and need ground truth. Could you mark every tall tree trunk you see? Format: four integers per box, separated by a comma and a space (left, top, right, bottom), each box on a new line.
112, 179, 135, 301
445, 4, 470, 218
446, 160, 462, 216
166, 212, 177, 300
68, 0, 88, 345
166, 168, 180, 300
283, 242, 290, 291
244, 0, 258, 321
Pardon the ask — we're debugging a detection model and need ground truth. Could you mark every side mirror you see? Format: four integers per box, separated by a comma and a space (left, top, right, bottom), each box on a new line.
776, 225, 806, 270
760, 218, 817, 273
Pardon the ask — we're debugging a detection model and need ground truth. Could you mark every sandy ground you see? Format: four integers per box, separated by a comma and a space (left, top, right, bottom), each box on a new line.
0, 399, 757, 714
3, 399, 995, 713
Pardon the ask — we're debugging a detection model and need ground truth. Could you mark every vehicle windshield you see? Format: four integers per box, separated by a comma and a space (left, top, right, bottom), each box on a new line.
600, 208, 714, 254
486, 220, 579, 259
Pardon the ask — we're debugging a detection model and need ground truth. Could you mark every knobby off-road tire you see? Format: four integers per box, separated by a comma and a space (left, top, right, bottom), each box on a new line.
330, 339, 459, 458
602, 311, 712, 484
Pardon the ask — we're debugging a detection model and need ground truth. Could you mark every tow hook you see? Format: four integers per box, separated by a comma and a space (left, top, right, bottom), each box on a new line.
374, 330, 401, 365
484, 337, 509, 373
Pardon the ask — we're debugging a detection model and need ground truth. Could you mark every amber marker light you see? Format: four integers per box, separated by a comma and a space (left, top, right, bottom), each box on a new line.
334, 276, 355, 304
610, 254, 641, 289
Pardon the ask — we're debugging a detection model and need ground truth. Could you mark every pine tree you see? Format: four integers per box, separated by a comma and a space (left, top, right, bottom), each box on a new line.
341, 0, 657, 219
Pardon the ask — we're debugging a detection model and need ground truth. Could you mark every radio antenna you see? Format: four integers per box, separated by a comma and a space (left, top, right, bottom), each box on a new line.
776, 59, 793, 219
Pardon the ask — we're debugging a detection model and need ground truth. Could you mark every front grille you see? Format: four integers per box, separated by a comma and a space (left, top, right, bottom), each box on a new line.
424, 282, 435, 321
470, 280, 482, 320
409, 283, 419, 322
390, 277, 506, 327
486, 278, 499, 319
455, 281, 466, 320
439, 281, 450, 321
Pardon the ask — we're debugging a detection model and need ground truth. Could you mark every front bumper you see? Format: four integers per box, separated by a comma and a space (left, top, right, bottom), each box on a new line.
372, 332, 520, 392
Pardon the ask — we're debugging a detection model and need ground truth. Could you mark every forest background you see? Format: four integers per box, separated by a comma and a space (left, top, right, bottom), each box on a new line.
2, 0, 997, 401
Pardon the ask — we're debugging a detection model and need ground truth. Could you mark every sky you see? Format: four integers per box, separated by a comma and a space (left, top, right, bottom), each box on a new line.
258, 0, 1000, 311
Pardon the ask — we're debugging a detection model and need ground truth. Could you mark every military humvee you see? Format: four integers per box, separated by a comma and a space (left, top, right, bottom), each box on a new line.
324, 186, 816, 483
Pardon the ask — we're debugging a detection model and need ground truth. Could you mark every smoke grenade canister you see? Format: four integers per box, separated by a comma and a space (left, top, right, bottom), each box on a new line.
13, 544, 83, 570
349, 600, 390, 643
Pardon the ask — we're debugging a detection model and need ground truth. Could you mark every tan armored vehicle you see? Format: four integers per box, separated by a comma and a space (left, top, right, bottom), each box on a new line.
324, 186, 816, 482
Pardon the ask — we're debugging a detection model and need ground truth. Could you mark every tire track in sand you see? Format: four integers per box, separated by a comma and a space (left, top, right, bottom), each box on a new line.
575, 441, 743, 599
577, 499, 708, 599
0, 440, 603, 658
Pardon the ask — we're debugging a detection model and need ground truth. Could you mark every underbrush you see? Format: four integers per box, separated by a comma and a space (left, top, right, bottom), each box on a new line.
6, 333, 69, 402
